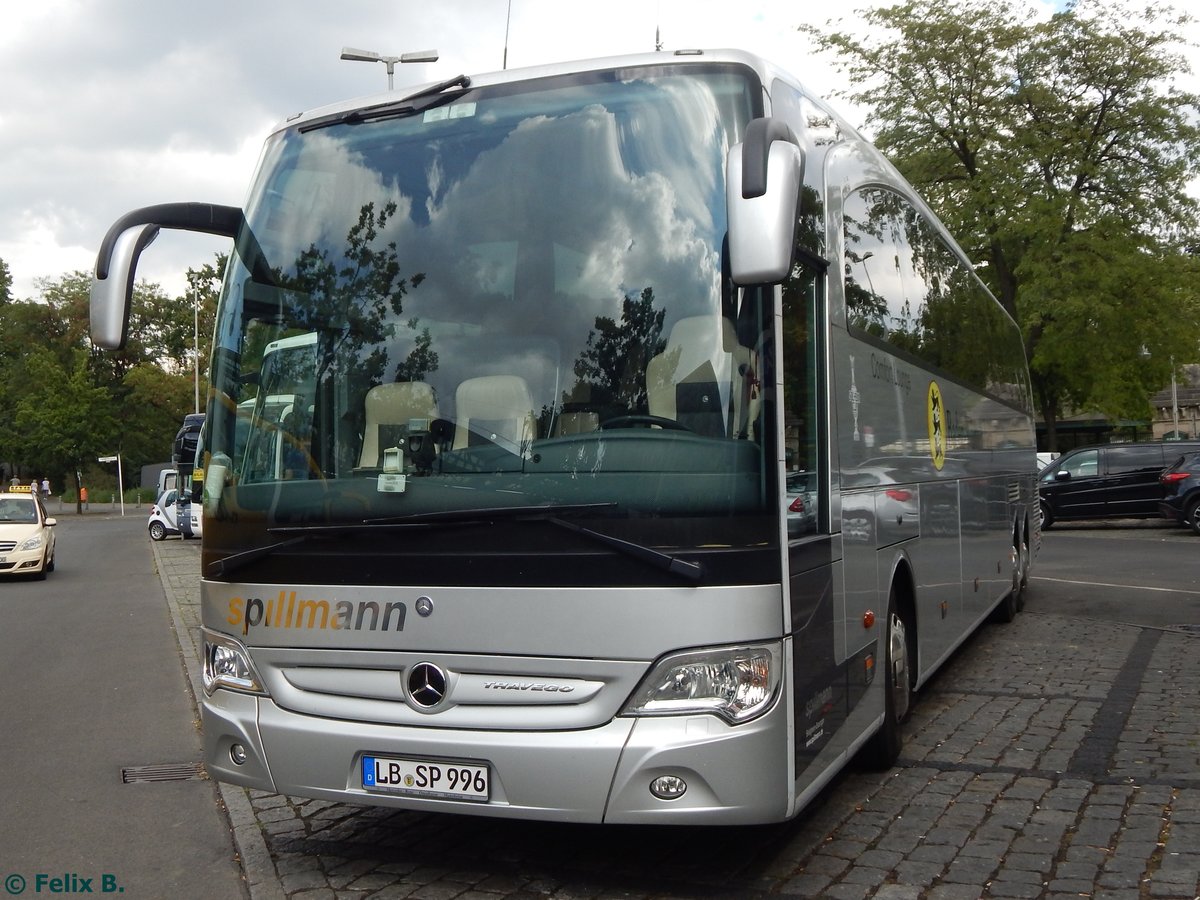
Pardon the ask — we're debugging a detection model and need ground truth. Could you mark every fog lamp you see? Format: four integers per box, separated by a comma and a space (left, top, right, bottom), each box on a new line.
230, 743, 248, 766
650, 775, 687, 800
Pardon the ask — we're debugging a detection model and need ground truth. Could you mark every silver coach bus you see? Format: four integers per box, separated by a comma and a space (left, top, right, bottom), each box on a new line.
91, 49, 1036, 824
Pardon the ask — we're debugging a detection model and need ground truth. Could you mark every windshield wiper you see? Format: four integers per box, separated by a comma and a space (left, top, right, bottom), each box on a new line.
357, 501, 617, 528
205, 536, 310, 579
268, 501, 703, 584
299, 74, 472, 132
544, 517, 703, 583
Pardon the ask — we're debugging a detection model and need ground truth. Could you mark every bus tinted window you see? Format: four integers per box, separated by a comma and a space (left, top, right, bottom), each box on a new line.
843, 188, 1030, 414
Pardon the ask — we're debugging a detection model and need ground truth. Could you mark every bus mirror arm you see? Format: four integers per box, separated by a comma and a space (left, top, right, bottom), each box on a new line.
90, 202, 246, 350
725, 117, 804, 286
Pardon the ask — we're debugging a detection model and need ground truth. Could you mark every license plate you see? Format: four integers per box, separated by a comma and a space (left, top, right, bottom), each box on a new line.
361, 754, 489, 802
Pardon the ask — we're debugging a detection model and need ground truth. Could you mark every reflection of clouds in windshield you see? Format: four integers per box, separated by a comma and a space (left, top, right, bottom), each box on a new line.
240, 75, 746, 419
260, 132, 410, 269
413, 98, 723, 326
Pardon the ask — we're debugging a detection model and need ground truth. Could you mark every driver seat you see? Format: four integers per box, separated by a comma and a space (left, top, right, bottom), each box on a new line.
646, 316, 757, 438
358, 382, 439, 468
452, 376, 536, 454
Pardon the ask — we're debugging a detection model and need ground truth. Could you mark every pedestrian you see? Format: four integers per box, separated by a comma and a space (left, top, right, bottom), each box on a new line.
40, 477, 50, 497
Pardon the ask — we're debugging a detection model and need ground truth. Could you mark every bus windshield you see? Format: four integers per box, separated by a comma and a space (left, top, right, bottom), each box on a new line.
205, 64, 781, 586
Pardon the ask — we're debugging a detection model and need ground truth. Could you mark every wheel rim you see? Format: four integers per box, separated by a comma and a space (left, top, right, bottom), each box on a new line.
888, 612, 910, 722
1187, 501, 1200, 532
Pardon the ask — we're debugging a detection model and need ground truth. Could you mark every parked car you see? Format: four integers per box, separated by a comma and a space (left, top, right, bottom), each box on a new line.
0, 484, 57, 578
147, 489, 181, 541
785, 470, 817, 537
1158, 450, 1200, 534
1038, 441, 1200, 528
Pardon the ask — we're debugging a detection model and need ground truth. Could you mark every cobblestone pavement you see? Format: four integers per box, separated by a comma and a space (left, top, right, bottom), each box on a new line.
150, 536, 1200, 900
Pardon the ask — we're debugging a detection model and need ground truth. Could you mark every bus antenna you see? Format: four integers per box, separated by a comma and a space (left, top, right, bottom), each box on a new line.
503, 0, 512, 70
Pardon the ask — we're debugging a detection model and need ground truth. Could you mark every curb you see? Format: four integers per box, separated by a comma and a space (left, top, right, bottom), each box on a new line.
149, 537, 285, 900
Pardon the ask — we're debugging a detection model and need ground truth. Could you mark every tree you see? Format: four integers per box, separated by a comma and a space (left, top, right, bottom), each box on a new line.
0, 257, 11, 305
0, 269, 213, 492
12, 349, 117, 510
803, 0, 1200, 447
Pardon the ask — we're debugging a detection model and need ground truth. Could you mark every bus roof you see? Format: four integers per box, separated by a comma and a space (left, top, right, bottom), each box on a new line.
273, 48, 851, 139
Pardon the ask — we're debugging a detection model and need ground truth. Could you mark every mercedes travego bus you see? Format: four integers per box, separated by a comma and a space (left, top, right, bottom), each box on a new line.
89, 49, 1037, 825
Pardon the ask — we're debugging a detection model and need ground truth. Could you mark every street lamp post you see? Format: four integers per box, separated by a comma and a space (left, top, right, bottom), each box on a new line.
193, 285, 200, 415
339, 47, 439, 90
98, 454, 125, 516
1170, 356, 1180, 438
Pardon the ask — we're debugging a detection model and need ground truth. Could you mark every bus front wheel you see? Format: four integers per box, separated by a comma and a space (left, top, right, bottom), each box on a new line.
860, 591, 911, 771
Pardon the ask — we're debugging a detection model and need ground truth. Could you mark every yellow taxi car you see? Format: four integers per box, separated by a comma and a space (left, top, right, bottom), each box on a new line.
0, 484, 57, 579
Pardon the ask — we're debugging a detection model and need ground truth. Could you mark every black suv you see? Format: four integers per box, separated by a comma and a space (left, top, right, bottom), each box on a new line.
1038, 441, 1200, 528
1158, 451, 1200, 534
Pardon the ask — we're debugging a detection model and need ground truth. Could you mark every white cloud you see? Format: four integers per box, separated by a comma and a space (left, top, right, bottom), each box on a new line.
2, 0, 1195, 300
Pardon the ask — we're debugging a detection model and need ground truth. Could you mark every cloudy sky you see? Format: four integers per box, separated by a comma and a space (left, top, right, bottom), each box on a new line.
0, 0, 1183, 302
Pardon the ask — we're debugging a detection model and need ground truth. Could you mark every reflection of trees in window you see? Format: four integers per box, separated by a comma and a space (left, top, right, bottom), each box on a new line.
844, 190, 905, 338
232, 201, 430, 474
390, 319, 438, 384
276, 201, 426, 380
782, 186, 825, 473
571, 287, 666, 418
843, 187, 1029, 412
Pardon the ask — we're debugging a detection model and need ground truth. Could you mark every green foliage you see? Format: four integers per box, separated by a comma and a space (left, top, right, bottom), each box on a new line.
0, 257, 226, 492
0, 258, 11, 305
803, 0, 1200, 446
11, 348, 116, 488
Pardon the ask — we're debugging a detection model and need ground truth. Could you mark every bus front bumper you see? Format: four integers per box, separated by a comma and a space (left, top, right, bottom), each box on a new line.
203, 689, 791, 824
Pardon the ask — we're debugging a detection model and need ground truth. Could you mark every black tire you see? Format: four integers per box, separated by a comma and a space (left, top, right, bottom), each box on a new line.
1039, 499, 1053, 530
1015, 525, 1028, 611
149, 521, 167, 542
994, 527, 1026, 622
860, 590, 912, 770
1186, 497, 1200, 536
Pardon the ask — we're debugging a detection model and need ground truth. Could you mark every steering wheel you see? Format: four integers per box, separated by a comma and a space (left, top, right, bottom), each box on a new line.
598, 414, 692, 432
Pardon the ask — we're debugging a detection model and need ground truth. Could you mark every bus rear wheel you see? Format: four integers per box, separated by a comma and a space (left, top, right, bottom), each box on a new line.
994, 527, 1027, 623
860, 591, 911, 771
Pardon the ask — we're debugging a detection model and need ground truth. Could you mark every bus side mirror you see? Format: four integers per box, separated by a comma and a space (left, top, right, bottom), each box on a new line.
726, 117, 804, 285
90, 224, 160, 350
90, 202, 244, 350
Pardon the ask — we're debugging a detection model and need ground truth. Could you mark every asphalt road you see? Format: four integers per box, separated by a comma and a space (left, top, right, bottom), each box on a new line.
1028, 519, 1200, 630
0, 513, 246, 899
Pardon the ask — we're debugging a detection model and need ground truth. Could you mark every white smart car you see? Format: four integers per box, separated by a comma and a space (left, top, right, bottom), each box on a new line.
147, 489, 182, 541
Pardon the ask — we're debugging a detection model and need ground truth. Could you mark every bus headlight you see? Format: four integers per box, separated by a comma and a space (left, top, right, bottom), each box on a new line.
202, 630, 267, 696
623, 643, 781, 725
